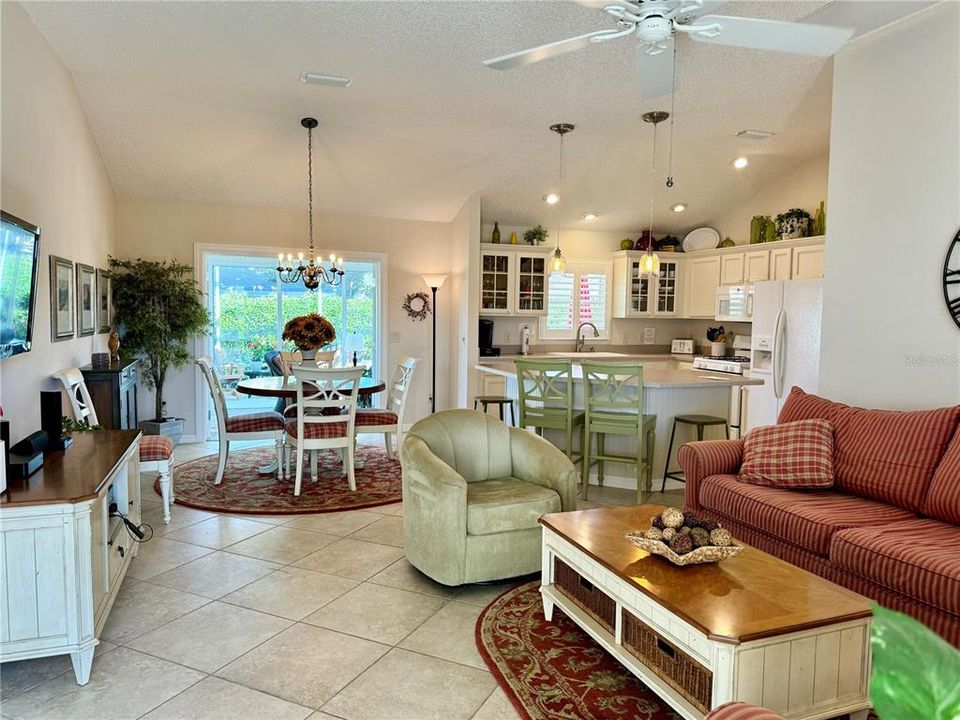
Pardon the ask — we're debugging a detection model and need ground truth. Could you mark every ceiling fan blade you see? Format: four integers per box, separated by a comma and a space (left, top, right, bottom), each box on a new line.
686, 14, 854, 56
636, 43, 675, 100
482, 30, 618, 70
801, 1, 937, 38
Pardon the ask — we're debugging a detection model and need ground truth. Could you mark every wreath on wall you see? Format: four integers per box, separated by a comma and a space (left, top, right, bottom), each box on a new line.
402, 291, 432, 321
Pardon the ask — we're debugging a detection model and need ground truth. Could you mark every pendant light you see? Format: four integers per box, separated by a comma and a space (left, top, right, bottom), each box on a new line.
640, 111, 669, 278
548, 123, 574, 275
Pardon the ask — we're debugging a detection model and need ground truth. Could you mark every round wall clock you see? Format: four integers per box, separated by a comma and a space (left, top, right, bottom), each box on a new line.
945, 228, 960, 331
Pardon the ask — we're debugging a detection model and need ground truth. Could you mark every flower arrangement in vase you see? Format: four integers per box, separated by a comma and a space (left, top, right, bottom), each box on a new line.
282, 313, 336, 361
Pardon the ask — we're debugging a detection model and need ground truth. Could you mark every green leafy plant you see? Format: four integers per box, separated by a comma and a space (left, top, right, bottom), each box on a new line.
62, 416, 102, 434
523, 225, 549, 245
108, 257, 210, 423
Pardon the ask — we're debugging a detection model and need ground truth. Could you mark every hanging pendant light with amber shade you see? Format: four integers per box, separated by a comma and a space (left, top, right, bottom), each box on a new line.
548, 123, 574, 276
639, 110, 669, 279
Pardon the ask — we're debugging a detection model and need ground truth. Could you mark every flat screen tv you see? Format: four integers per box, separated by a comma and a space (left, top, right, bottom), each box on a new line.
0, 211, 41, 359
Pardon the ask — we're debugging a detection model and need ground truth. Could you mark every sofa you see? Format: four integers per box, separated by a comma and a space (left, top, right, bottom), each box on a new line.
679, 387, 960, 647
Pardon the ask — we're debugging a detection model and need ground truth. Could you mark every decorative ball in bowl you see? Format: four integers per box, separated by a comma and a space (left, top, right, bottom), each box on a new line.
624, 507, 743, 566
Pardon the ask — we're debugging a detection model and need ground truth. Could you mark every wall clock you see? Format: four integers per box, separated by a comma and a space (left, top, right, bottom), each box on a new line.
945, 228, 960, 331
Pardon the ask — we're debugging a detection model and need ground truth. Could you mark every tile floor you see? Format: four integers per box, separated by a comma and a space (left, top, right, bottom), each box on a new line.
0, 440, 683, 720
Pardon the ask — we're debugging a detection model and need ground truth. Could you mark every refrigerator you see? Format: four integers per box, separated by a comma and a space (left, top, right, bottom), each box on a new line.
746, 279, 823, 429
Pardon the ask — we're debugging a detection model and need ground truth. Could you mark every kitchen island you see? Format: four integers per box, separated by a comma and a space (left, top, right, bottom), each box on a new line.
476, 354, 763, 493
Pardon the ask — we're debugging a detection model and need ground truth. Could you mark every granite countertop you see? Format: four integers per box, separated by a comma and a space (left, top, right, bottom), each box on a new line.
475, 357, 764, 389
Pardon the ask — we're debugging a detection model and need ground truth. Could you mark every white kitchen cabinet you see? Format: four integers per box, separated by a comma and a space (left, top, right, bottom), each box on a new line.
720, 253, 745, 286
480, 250, 514, 315
770, 248, 793, 280
791, 244, 825, 279
684, 255, 721, 318
612, 252, 682, 318
478, 373, 508, 418
479, 245, 551, 316
514, 252, 547, 314
744, 250, 770, 282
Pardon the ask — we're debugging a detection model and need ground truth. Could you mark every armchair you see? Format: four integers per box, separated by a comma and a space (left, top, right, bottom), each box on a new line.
401, 409, 577, 586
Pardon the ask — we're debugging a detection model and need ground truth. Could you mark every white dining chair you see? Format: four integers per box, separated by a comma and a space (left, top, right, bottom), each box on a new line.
278, 349, 337, 381
195, 356, 284, 486
283, 366, 364, 496
354, 355, 418, 458
53, 368, 177, 524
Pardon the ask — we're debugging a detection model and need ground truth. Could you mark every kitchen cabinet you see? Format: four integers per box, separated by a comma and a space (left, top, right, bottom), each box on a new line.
684, 255, 721, 318
744, 250, 770, 282
514, 252, 547, 314
791, 245, 824, 279
612, 252, 682, 318
720, 254, 745, 286
770, 248, 793, 280
480, 250, 513, 315
479, 245, 551, 316
478, 373, 508, 418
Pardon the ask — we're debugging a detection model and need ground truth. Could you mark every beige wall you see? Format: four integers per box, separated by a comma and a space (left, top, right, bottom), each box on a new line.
821, 3, 960, 408
0, 2, 116, 442
114, 198, 453, 440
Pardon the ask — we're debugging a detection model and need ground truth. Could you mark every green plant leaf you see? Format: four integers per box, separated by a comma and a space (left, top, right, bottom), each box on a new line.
871, 605, 960, 720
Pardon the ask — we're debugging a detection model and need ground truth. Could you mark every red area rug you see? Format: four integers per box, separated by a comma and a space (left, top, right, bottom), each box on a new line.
476, 581, 682, 720
155, 445, 401, 515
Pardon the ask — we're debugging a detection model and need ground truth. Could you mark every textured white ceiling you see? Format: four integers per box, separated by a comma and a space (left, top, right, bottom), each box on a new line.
21, 0, 854, 231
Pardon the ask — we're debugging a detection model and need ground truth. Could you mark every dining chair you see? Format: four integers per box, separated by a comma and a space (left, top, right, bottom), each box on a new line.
195, 356, 284, 486
53, 368, 177, 524
283, 366, 364, 496
278, 349, 337, 381
354, 355, 418, 458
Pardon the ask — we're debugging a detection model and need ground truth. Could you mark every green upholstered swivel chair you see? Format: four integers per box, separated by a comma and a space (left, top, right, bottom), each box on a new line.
400, 409, 578, 586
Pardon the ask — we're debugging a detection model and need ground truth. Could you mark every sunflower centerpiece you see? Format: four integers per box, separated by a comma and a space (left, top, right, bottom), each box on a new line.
282, 313, 336, 361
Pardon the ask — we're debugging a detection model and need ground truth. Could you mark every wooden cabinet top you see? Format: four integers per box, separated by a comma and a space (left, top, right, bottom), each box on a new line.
80, 358, 138, 375
1, 431, 140, 507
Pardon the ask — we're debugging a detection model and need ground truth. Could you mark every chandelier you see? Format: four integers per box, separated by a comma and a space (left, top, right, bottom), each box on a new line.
277, 117, 345, 291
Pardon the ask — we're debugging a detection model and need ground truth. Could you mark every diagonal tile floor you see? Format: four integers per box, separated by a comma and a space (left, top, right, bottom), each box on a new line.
0, 439, 683, 720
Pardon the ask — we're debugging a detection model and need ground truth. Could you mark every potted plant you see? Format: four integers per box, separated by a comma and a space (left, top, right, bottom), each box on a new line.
775, 208, 812, 241
523, 225, 549, 246
282, 313, 336, 361
108, 257, 210, 445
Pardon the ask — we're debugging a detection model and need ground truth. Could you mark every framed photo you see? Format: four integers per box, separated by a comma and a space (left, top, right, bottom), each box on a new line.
96, 268, 112, 333
76, 263, 96, 337
50, 255, 75, 341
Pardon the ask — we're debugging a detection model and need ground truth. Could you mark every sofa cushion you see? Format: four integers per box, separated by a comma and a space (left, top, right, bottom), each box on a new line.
466, 477, 560, 536
778, 388, 960, 512
924, 427, 960, 524
831, 519, 960, 616
700, 474, 916, 557
739, 419, 834, 488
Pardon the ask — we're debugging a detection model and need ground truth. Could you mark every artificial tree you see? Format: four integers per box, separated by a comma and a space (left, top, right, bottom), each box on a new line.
108, 257, 209, 434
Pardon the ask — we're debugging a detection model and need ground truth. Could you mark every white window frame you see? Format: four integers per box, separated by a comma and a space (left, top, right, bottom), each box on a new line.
538, 260, 612, 341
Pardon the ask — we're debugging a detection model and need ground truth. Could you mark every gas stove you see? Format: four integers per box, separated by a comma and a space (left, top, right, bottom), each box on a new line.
693, 355, 751, 375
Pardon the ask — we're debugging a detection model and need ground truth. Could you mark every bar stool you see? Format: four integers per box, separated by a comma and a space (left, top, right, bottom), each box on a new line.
515, 359, 583, 469
581, 361, 656, 502
661, 414, 729, 491
474, 395, 516, 425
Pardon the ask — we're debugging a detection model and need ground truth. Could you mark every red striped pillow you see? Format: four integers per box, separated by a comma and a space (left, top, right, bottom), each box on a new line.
924, 427, 960, 524
778, 387, 960, 512
739, 418, 835, 488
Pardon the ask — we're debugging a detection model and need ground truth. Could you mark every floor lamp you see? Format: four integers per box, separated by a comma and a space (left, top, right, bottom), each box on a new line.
422, 275, 446, 414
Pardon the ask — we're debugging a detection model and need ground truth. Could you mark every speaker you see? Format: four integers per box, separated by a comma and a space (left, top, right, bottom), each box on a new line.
40, 390, 72, 451
11, 430, 48, 456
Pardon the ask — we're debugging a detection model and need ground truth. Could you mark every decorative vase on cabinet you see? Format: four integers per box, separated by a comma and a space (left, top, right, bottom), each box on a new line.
491, 222, 501, 244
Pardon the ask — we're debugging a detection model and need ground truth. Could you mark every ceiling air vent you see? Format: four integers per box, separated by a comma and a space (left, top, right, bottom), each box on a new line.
300, 72, 353, 88
734, 129, 776, 140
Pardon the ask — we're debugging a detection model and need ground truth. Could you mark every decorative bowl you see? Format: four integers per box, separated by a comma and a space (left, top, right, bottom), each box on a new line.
624, 532, 744, 566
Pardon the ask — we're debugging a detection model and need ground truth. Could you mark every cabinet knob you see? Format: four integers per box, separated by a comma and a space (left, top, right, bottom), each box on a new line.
118, 546, 125, 558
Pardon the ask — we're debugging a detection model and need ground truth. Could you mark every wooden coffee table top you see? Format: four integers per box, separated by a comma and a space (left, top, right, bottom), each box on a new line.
540, 504, 872, 644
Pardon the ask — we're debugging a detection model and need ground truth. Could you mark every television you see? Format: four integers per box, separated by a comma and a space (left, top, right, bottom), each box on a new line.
0, 211, 41, 359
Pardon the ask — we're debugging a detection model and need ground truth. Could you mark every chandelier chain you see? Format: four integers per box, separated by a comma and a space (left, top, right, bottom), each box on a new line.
308, 125, 314, 250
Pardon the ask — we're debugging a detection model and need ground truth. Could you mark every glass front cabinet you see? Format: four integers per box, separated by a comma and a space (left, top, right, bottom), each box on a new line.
515, 253, 547, 314
479, 246, 550, 316
612, 252, 683, 318
480, 250, 513, 314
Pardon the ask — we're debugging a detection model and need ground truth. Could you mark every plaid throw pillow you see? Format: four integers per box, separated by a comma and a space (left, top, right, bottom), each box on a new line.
739, 418, 835, 488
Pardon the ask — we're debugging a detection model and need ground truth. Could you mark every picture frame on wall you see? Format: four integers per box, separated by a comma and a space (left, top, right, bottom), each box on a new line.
76, 263, 96, 337
96, 267, 111, 333
50, 255, 75, 341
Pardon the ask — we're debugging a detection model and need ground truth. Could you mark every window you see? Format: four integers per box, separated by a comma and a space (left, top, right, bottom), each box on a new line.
539, 262, 611, 340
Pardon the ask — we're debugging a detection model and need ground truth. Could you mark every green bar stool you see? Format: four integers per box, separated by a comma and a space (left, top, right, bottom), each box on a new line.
660, 414, 729, 491
581, 361, 656, 502
473, 395, 516, 425
515, 359, 584, 469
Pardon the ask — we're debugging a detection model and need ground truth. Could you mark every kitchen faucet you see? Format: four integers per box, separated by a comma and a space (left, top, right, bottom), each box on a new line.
575, 322, 599, 353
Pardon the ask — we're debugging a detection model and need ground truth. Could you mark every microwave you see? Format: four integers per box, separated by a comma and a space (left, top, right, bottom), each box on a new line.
716, 285, 753, 322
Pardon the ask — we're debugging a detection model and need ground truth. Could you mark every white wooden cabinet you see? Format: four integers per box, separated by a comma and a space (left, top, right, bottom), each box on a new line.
612, 252, 683, 318
479, 244, 551, 316
770, 248, 793, 280
792, 244, 825, 279
719, 254, 745, 286
744, 250, 770, 282
480, 249, 514, 315
514, 252, 548, 314
684, 255, 721, 318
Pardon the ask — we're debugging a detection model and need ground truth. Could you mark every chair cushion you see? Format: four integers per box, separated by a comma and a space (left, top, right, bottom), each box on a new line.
466, 477, 561, 536
699, 474, 916, 557
283, 419, 348, 439
831, 519, 960, 615
355, 409, 399, 427
706, 702, 786, 720
777, 387, 960, 512
225, 411, 284, 433
738, 419, 834, 489
924, 427, 960, 524
140, 434, 173, 462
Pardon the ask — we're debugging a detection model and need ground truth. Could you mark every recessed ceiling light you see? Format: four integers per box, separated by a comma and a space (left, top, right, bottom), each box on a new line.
734, 129, 776, 140
581, 212, 598, 221
732, 157, 749, 170
543, 193, 559, 205
671, 203, 686, 213
300, 72, 353, 88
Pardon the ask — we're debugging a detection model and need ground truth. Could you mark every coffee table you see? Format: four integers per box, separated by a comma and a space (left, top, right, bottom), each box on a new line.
539, 504, 872, 720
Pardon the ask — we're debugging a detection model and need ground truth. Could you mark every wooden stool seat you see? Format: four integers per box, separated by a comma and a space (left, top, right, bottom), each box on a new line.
661, 414, 729, 491
474, 395, 516, 425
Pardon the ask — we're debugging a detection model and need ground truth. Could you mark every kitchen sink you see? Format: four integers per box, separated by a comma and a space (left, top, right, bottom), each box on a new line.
545, 351, 628, 358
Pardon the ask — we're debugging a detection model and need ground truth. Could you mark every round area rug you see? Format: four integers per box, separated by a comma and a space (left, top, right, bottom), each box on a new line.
476, 581, 681, 720
155, 445, 401, 514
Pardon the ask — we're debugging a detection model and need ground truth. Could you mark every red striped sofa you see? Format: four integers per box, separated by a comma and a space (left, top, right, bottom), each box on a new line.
679, 388, 960, 647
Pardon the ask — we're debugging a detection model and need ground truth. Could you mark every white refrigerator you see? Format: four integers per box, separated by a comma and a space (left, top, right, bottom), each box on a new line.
746, 279, 823, 429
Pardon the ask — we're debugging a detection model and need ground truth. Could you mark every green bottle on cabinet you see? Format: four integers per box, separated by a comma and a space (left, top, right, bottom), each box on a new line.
491, 222, 501, 244
812, 201, 826, 236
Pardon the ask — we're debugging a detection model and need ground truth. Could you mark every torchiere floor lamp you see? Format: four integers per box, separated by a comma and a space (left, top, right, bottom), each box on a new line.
422, 275, 447, 414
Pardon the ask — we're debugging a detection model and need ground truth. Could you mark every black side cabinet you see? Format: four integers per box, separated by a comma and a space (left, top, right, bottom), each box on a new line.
80, 359, 139, 430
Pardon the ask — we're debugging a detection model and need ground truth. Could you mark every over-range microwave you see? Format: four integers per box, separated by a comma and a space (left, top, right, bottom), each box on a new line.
716, 285, 753, 322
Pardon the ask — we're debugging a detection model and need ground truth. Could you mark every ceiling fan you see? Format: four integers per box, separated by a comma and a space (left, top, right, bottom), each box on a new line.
483, 0, 855, 96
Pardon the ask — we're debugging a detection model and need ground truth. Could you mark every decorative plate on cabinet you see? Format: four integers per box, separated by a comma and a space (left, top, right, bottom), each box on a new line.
682, 227, 721, 253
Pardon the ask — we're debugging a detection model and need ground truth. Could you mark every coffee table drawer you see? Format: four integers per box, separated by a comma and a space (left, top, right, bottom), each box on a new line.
553, 557, 616, 634
622, 608, 713, 715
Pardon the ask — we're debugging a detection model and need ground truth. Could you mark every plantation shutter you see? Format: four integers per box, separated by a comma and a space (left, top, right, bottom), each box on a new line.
577, 273, 607, 333
545, 272, 575, 332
